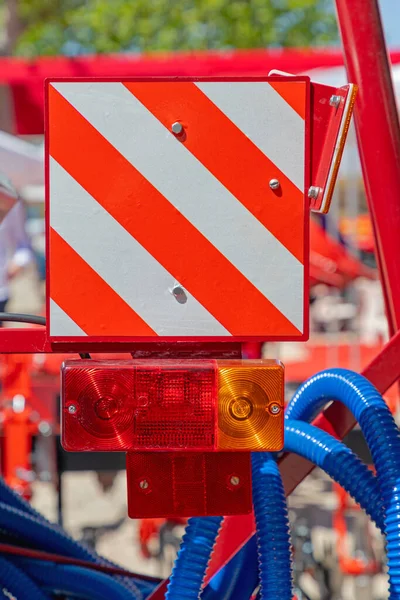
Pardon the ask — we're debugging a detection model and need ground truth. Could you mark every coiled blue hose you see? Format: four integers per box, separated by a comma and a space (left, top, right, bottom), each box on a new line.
204, 415, 388, 599
0, 556, 50, 600
15, 558, 136, 600
251, 452, 292, 600
285, 368, 400, 599
166, 516, 223, 600
0, 476, 147, 598
284, 419, 385, 531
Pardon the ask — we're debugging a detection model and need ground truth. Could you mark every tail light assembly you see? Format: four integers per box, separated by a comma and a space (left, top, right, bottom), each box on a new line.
61, 359, 284, 453
61, 359, 284, 517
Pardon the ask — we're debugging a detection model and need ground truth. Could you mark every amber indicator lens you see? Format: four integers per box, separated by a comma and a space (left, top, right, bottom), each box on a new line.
217, 361, 284, 451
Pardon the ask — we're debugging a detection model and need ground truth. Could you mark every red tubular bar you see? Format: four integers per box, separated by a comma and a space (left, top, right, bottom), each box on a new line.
335, 0, 400, 334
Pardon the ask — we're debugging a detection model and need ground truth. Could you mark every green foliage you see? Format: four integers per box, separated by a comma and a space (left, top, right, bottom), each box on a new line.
9, 0, 338, 56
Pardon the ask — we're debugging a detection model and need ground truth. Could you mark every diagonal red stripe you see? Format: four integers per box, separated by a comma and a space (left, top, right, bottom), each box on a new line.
50, 229, 157, 337
124, 80, 305, 263
48, 85, 302, 337
269, 81, 307, 120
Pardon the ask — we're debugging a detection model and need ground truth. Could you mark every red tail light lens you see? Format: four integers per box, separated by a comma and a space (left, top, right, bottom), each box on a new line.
61, 359, 284, 452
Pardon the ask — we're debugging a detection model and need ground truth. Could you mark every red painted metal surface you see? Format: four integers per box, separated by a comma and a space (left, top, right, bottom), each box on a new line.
148, 328, 400, 598
309, 83, 356, 213
335, 0, 400, 335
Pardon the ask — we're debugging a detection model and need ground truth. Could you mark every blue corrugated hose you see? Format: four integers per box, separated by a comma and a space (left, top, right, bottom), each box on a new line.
166, 516, 223, 600
203, 415, 387, 600
0, 474, 149, 598
285, 368, 400, 599
284, 419, 385, 531
0, 556, 50, 600
251, 452, 292, 600
14, 558, 137, 600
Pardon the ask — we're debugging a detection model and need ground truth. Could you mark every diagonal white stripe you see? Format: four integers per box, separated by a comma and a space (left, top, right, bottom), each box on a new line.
51, 82, 304, 332
196, 81, 305, 192
49, 158, 229, 337
50, 299, 86, 336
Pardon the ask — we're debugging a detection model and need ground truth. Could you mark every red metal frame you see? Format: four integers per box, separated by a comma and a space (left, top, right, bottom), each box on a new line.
335, 0, 400, 335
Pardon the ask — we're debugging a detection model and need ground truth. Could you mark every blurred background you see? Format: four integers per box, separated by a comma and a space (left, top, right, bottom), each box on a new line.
0, 1, 399, 598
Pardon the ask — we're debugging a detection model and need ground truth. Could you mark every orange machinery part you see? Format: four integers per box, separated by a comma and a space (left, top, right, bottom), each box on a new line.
333, 481, 380, 576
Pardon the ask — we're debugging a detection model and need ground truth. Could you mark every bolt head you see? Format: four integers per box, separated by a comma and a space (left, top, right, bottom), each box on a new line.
269, 178, 280, 190
230, 475, 240, 486
269, 403, 281, 415
68, 404, 77, 415
172, 285, 188, 304
171, 121, 183, 135
139, 479, 149, 490
329, 95, 342, 108
308, 186, 322, 200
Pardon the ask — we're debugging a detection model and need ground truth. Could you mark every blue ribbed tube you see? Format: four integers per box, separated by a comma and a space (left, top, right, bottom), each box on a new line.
16, 558, 134, 600
0, 501, 98, 558
251, 453, 292, 600
285, 419, 385, 531
166, 516, 223, 600
0, 556, 50, 600
285, 368, 400, 598
0, 476, 145, 597
204, 416, 386, 600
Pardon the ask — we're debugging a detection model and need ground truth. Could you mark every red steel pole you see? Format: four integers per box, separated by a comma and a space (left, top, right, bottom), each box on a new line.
335, 0, 400, 335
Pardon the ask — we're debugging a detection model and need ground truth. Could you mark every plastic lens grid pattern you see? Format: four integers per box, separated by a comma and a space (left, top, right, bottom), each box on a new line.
134, 365, 216, 448
62, 360, 217, 451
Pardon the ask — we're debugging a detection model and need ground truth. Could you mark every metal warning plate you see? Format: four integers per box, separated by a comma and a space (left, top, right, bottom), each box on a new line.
46, 77, 310, 343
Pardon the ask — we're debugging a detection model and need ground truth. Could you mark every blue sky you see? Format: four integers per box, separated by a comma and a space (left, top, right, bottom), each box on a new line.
379, 0, 400, 47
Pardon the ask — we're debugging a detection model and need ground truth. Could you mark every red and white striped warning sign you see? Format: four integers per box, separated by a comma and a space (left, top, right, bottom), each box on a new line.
47, 78, 309, 340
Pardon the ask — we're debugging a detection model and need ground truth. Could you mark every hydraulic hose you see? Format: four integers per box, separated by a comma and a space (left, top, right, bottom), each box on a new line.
251, 452, 292, 600
284, 419, 385, 531
0, 476, 146, 597
285, 368, 400, 598
166, 516, 223, 600
0, 555, 50, 600
204, 417, 387, 599
0, 499, 145, 598
15, 558, 136, 600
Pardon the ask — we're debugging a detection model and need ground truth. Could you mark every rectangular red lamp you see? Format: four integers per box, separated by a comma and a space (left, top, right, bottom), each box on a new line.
61, 359, 284, 453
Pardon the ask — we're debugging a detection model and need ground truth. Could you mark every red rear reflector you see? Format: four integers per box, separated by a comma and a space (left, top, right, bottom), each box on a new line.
126, 451, 252, 518
61, 359, 284, 452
